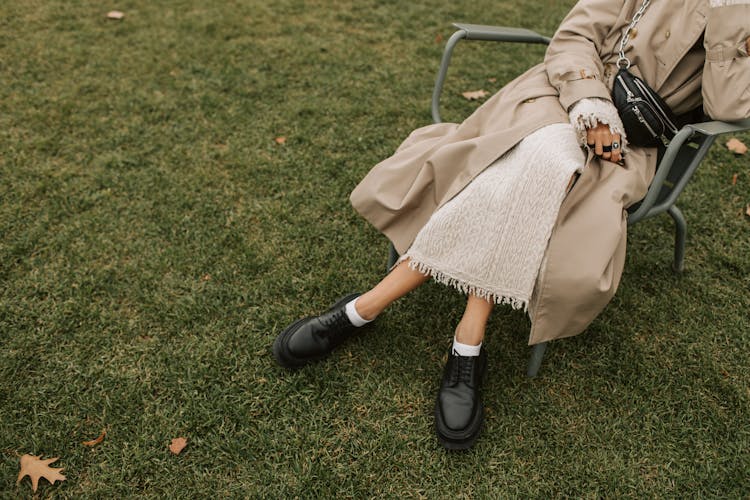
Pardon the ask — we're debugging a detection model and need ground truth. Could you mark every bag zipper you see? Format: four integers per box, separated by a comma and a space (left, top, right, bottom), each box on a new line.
633, 106, 659, 137
633, 79, 679, 133
633, 106, 669, 146
617, 74, 637, 102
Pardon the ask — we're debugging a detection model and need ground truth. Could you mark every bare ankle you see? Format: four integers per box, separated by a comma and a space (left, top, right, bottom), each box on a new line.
354, 295, 379, 321
454, 321, 485, 346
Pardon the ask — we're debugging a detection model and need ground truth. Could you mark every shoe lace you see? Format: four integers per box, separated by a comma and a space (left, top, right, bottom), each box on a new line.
319, 309, 349, 337
449, 351, 475, 385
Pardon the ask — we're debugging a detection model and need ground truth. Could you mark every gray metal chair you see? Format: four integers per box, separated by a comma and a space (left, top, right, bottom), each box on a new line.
387, 23, 750, 377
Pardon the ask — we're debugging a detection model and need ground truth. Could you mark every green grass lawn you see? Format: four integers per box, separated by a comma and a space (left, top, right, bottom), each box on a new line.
1, 0, 748, 497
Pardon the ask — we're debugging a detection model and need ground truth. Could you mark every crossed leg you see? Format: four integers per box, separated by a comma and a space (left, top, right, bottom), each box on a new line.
274, 256, 493, 450
355, 258, 493, 345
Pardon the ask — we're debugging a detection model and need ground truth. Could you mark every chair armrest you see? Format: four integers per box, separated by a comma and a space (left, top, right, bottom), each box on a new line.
451, 23, 551, 44
432, 24, 551, 123
628, 117, 750, 224
688, 118, 750, 136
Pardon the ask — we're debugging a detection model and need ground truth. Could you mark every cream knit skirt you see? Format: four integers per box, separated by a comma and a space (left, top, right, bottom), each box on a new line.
402, 123, 586, 310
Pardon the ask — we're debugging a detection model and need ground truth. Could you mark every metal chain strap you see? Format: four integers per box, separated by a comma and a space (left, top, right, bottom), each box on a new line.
617, 0, 652, 68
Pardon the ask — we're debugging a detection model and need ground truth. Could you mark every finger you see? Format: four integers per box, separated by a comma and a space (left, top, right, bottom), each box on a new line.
611, 134, 622, 163
594, 135, 603, 156
586, 129, 596, 149
599, 128, 613, 159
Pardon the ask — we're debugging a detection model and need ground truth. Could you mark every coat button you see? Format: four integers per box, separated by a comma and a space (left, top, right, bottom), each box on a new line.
665, 30, 671, 39
524, 98, 536, 103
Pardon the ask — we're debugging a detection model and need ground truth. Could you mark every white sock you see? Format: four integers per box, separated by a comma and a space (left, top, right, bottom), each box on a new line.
344, 297, 374, 327
452, 337, 482, 357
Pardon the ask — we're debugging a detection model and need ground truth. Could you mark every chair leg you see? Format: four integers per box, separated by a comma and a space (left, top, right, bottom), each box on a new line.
667, 205, 686, 273
387, 242, 399, 272
527, 342, 547, 378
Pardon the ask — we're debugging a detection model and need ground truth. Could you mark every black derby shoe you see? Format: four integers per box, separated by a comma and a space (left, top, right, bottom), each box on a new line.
273, 293, 363, 368
434, 347, 487, 450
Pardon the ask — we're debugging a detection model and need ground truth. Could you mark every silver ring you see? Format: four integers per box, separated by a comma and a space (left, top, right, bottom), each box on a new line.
612, 141, 620, 150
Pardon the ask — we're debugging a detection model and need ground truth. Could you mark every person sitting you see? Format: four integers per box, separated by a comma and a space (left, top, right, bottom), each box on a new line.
272, 0, 750, 450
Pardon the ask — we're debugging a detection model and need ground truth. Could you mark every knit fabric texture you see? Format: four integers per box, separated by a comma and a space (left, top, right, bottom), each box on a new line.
709, 0, 750, 6
401, 122, 585, 309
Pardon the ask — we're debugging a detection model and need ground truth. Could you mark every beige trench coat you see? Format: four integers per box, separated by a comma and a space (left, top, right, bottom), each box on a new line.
350, 0, 750, 344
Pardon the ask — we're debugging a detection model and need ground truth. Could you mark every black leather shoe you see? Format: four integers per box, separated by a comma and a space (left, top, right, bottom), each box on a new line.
273, 293, 363, 368
434, 347, 487, 450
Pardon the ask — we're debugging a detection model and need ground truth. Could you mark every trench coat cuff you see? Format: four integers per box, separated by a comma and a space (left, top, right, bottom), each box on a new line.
558, 78, 612, 112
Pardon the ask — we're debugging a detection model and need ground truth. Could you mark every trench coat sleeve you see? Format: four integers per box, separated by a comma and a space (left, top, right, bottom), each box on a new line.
544, 0, 625, 110
702, 3, 750, 121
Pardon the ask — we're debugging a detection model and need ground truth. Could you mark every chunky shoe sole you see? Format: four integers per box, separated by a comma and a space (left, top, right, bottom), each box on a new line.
434, 351, 487, 450
434, 400, 484, 450
272, 293, 361, 369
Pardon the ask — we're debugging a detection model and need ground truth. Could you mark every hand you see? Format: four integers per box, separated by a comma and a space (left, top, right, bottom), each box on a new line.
586, 122, 623, 163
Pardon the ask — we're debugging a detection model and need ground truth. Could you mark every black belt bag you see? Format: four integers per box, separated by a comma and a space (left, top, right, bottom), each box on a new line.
612, 67, 679, 147
611, 0, 681, 148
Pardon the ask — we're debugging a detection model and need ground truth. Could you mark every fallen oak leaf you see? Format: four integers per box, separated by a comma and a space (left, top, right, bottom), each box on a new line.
17, 455, 66, 492
274, 136, 286, 145
732, 173, 738, 185
726, 137, 748, 155
106, 10, 125, 20
82, 429, 106, 447
461, 89, 489, 101
169, 437, 187, 455
435, 33, 443, 44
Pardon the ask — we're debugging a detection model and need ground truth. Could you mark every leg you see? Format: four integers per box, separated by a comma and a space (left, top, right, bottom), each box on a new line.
454, 294, 493, 346
355, 258, 430, 320
526, 342, 547, 378
273, 259, 428, 368
668, 204, 686, 273
435, 293, 492, 450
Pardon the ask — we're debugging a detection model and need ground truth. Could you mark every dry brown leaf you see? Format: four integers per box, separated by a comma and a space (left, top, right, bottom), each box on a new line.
106, 10, 125, 20
17, 455, 66, 492
746, 203, 750, 217
169, 437, 188, 455
274, 136, 286, 145
461, 89, 489, 101
487, 77, 497, 83
732, 173, 738, 185
435, 33, 443, 44
726, 137, 748, 155
82, 429, 106, 447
